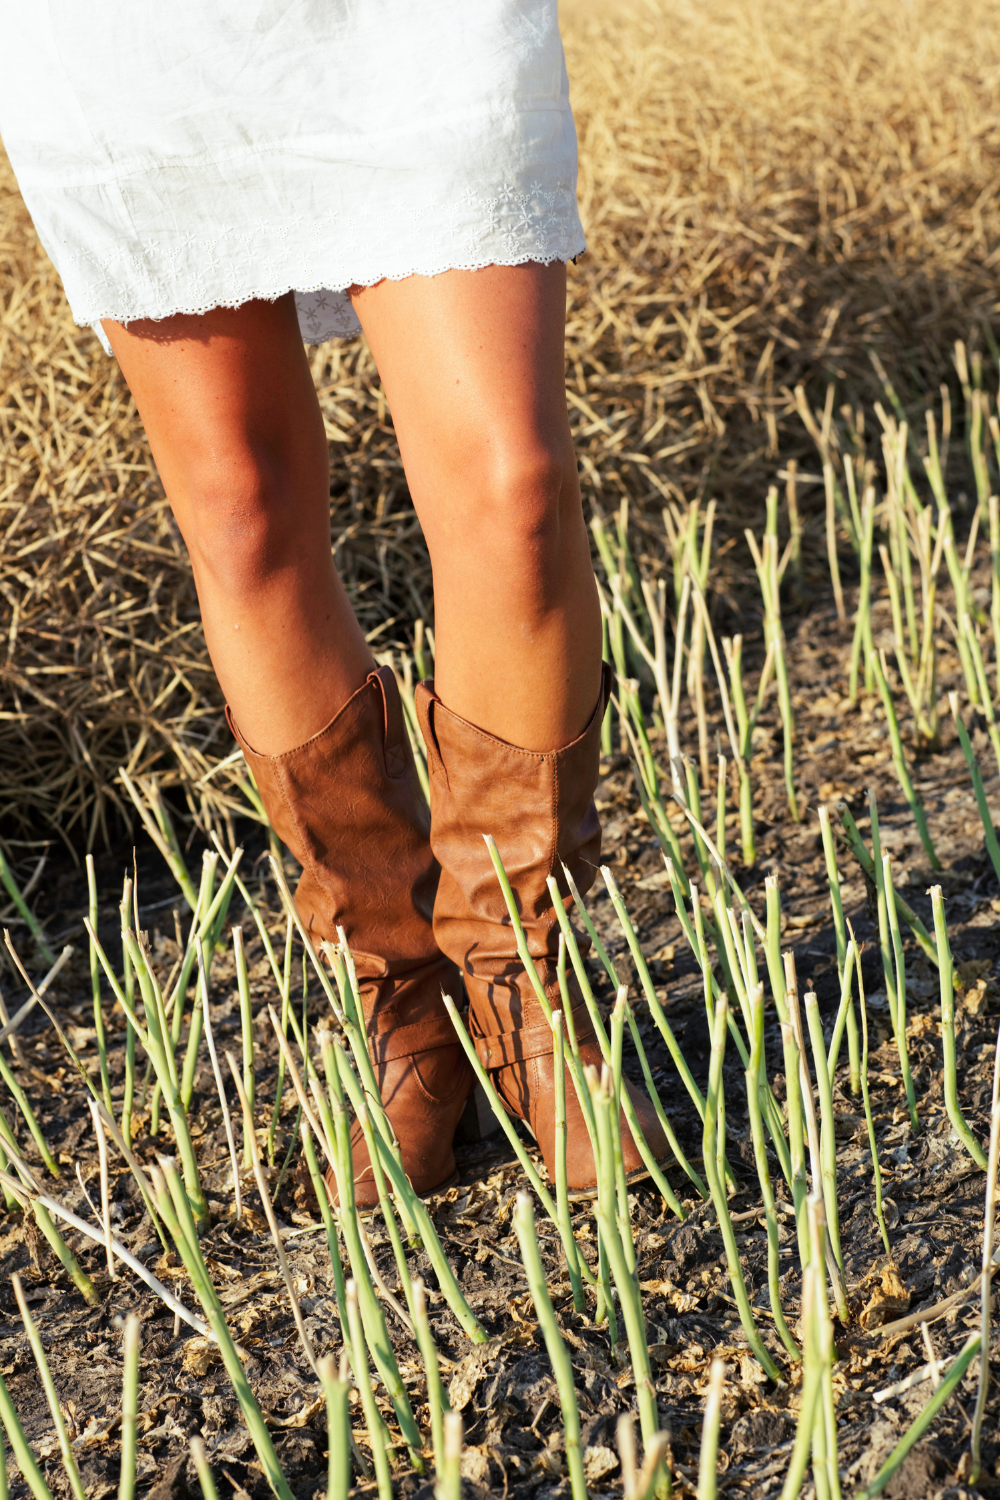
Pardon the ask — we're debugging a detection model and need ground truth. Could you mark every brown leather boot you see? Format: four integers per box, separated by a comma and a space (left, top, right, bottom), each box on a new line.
227, 667, 473, 1207
416, 664, 669, 1195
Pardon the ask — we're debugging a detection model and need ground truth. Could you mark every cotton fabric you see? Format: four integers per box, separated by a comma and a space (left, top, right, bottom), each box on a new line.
0, 0, 585, 345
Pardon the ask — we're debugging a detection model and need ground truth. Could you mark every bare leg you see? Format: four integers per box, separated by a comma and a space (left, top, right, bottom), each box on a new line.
351, 262, 602, 751
103, 294, 373, 754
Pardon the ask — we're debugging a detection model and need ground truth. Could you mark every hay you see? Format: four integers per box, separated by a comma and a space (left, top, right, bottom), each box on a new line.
2, 0, 999, 845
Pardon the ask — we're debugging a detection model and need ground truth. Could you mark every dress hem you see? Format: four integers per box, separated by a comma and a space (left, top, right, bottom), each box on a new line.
84, 243, 586, 344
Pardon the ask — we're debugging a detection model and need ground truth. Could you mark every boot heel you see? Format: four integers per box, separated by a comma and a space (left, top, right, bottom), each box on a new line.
453, 1082, 502, 1144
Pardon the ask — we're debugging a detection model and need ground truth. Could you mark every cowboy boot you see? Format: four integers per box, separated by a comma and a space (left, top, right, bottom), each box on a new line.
416, 664, 669, 1195
228, 667, 473, 1206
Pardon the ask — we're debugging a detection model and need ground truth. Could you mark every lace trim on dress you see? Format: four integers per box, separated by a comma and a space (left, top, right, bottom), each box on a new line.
64, 181, 585, 346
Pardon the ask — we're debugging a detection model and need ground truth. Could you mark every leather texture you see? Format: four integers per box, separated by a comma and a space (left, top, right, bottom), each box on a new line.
227, 667, 473, 1206
416, 663, 670, 1193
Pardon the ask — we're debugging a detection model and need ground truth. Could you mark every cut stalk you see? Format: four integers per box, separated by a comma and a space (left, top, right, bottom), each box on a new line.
696, 1358, 725, 1500
855, 939, 892, 1256
317, 1356, 352, 1500
860, 1334, 980, 1499
85, 854, 113, 1108
882, 853, 918, 1128
0, 1369, 56, 1500
119, 1314, 140, 1500
233, 926, 256, 1166
746, 985, 800, 1360
872, 654, 940, 870
513, 1194, 588, 1500
411, 1279, 449, 1477
930, 886, 988, 1168
703, 999, 782, 1379
12, 1275, 86, 1500
950, 694, 1000, 887
344, 1280, 393, 1500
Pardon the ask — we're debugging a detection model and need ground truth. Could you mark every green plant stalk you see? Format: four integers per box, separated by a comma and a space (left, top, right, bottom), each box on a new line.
513, 1195, 588, 1500
189, 1439, 220, 1500
121, 930, 209, 1229
878, 545, 926, 737
778, 1291, 821, 1500
267, 923, 295, 1164
866, 791, 900, 1036
411, 1279, 450, 1478
555, 867, 695, 1201
149, 855, 217, 1133
317, 1358, 352, 1500
872, 655, 940, 869
323, 1076, 423, 1451
836, 804, 938, 964
746, 988, 800, 1360
804, 994, 844, 1270
601, 866, 707, 1119
12, 1276, 86, 1500
696, 1359, 724, 1500
152, 1163, 296, 1500
683, 757, 716, 894
435, 1413, 462, 1500
857, 962, 892, 1256
591, 1079, 662, 1439
344, 1283, 394, 1500
329, 1043, 423, 1346
0, 1370, 55, 1500
120, 882, 137, 1148
807, 1199, 840, 1500
609, 993, 633, 1260
0, 1140, 97, 1296
772, 628, 799, 821
300, 1122, 347, 1326
848, 492, 875, 703
779, 1024, 813, 1273
764, 877, 809, 1233
119, 1314, 140, 1500
232, 926, 255, 1166
815, 810, 851, 984
990, 495, 1000, 680
484, 841, 602, 1158
826, 940, 858, 1087
723, 634, 757, 864
951, 696, 1000, 886
85, 855, 113, 1108
703, 1000, 783, 1379
329, 1026, 493, 1334
681, 875, 789, 1188
0, 1051, 58, 1176
551, 1014, 587, 1311
930, 886, 988, 1168
883, 854, 919, 1128
961, 614, 1000, 783
0, 847, 54, 964
942, 531, 981, 705
861, 1334, 981, 1499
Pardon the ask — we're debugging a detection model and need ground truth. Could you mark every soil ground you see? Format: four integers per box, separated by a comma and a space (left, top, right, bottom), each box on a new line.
2, 573, 1000, 1500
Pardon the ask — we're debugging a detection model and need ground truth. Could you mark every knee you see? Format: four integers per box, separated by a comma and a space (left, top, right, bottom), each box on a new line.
174, 445, 318, 594
476, 439, 580, 568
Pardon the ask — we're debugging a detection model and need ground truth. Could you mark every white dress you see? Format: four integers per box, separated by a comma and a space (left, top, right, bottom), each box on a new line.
0, 1, 585, 346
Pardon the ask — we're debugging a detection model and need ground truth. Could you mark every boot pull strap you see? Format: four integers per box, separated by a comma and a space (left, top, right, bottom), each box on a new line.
371, 665, 409, 779
472, 1003, 596, 1070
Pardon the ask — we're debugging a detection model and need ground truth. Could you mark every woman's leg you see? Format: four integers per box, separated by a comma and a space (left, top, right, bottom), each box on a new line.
103, 294, 373, 755
352, 265, 665, 1193
350, 262, 602, 751
104, 293, 472, 1203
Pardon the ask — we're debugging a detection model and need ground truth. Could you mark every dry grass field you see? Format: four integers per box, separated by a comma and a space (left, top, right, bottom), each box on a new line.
2, 0, 1000, 839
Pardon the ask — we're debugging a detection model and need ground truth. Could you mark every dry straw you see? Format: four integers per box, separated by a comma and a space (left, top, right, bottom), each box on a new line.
4, 0, 1000, 841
